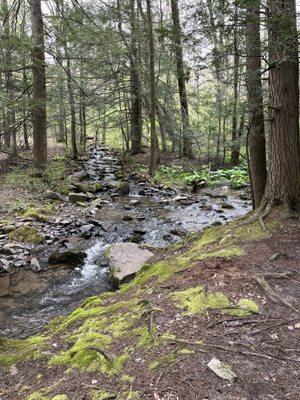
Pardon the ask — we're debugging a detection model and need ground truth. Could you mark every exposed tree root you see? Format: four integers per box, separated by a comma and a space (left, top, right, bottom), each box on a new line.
252, 272, 297, 310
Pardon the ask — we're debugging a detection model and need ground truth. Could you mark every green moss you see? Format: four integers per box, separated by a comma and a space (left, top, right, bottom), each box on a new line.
91, 390, 117, 400
225, 298, 260, 317
26, 392, 67, 400
8, 225, 44, 244
91, 390, 139, 400
0, 335, 48, 369
134, 325, 160, 348
171, 286, 260, 317
121, 374, 135, 383
171, 286, 230, 315
26, 393, 49, 400
22, 204, 54, 222
4, 159, 69, 195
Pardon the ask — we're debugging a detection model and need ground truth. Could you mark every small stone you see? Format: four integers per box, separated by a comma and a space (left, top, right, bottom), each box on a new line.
30, 257, 41, 272
2, 225, 15, 234
207, 357, 236, 383
220, 201, 235, 209
45, 190, 62, 201
68, 192, 89, 204
129, 199, 141, 206
122, 215, 133, 221
72, 170, 90, 181
80, 224, 94, 233
117, 181, 130, 195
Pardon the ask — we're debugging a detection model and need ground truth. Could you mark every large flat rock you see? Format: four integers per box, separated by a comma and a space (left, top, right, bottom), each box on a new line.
107, 243, 154, 287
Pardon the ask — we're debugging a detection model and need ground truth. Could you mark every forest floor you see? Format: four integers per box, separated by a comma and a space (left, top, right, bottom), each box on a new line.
0, 147, 299, 400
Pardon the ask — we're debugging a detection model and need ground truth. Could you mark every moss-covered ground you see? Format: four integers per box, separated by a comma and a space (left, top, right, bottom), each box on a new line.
0, 216, 299, 400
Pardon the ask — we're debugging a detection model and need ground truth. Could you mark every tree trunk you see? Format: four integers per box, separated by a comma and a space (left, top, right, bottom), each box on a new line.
261, 0, 300, 211
30, 0, 47, 168
66, 54, 78, 160
130, 0, 143, 154
170, 0, 192, 158
146, 0, 159, 175
230, 4, 240, 166
246, 0, 267, 209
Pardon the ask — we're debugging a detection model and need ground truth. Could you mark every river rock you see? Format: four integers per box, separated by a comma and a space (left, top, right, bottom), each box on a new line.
106, 243, 153, 288
68, 192, 89, 204
30, 257, 42, 272
220, 201, 235, 209
80, 224, 94, 233
122, 214, 133, 221
48, 250, 86, 265
45, 190, 62, 201
72, 170, 90, 181
117, 181, 130, 195
2, 225, 15, 234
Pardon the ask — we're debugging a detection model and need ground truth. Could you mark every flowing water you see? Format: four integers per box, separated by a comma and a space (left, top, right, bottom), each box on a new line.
0, 148, 251, 338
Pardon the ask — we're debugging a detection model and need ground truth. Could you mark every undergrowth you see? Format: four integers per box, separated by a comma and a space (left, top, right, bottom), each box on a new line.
4, 159, 69, 196
134, 163, 249, 189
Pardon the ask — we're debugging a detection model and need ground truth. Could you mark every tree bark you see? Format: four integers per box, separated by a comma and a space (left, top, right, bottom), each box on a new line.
146, 0, 159, 175
66, 54, 78, 160
261, 0, 300, 211
170, 0, 192, 158
246, 0, 267, 209
30, 0, 47, 168
230, 3, 240, 166
130, 0, 143, 154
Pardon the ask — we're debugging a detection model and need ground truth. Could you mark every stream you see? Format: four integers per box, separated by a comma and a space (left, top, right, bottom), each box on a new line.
0, 147, 251, 338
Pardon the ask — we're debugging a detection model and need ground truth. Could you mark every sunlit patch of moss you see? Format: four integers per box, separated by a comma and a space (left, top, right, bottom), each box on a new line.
0, 335, 48, 369
178, 348, 195, 355
91, 390, 139, 400
8, 225, 45, 244
171, 286, 259, 317
49, 341, 128, 375
26, 391, 68, 400
225, 298, 260, 316
121, 374, 135, 383
121, 392, 140, 400
134, 325, 160, 348
171, 286, 230, 315
26, 392, 49, 400
91, 390, 117, 400
22, 203, 54, 222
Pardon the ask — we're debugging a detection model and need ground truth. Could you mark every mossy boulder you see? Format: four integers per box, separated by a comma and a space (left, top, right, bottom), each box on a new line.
8, 225, 45, 245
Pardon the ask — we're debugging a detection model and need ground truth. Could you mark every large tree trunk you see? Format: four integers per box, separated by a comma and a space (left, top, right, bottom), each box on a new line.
30, 0, 47, 168
66, 54, 78, 160
146, 0, 159, 175
130, 0, 143, 154
170, 0, 192, 159
261, 0, 299, 211
230, 3, 240, 166
246, 0, 267, 209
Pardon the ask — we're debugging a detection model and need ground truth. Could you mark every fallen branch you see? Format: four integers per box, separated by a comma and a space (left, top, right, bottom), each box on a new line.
165, 338, 300, 363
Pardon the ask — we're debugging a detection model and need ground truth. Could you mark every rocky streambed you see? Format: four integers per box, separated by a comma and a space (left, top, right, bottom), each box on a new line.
0, 147, 251, 338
